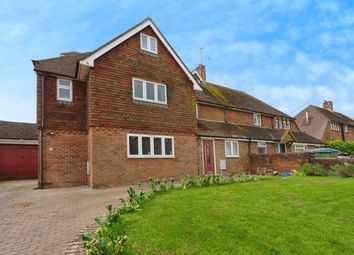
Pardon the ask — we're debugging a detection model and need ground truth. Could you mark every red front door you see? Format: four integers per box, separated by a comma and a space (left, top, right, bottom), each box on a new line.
203, 140, 215, 174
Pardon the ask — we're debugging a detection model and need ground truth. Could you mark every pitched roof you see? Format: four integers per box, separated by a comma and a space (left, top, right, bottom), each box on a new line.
0, 121, 37, 140
33, 17, 201, 90
309, 105, 353, 125
196, 82, 291, 118
32, 52, 91, 78
197, 120, 324, 144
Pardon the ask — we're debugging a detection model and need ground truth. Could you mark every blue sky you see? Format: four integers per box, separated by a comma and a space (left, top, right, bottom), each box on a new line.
0, 0, 353, 123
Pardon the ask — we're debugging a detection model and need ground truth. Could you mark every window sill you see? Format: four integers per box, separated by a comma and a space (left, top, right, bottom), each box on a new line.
140, 49, 158, 57
225, 155, 240, 158
57, 100, 73, 105
133, 100, 168, 108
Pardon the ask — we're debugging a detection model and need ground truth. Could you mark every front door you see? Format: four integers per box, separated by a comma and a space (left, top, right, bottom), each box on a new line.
203, 139, 215, 174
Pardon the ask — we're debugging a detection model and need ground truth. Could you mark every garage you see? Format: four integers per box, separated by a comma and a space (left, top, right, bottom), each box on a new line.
0, 121, 38, 181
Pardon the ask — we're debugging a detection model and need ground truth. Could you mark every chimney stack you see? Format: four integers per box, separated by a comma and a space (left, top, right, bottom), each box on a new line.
194, 64, 206, 83
323, 100, 333, 111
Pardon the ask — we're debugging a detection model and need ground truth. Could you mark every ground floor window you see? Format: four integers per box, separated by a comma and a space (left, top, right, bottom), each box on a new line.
225, 140, 239, 157
293, 144, 307, 153
257, 142, 267, 154
127, 134, 174, 158
277, 143, 287, 153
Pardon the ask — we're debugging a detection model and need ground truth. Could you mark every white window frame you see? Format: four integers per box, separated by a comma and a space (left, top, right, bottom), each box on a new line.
132, 78, 167, 105
127, 134, 174, 158
344, 125, 349, 133
293, 143, 308, 153
254, 113, 262, 126
140, 33, 158, 54
277, 143, 287, 153
257, 142, 267, 154
56, 78, 73, 102
225, 140, 240, 158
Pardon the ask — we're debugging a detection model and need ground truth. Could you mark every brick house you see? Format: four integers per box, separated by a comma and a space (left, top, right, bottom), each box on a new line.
33, 17, 323, 188
192, 65, 324, 175
295, 101, 354, 142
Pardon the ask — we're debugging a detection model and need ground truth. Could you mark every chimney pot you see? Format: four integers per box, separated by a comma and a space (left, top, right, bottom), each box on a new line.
323, 100, 333, 111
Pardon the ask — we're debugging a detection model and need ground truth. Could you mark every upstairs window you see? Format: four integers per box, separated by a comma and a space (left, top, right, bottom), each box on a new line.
225, 140, 239, 157
140, 33, 157, 54
257, 142, 267, 154
330, 121, 340, 131
127, 134, 174, 158
132, 78, 167, 104
57, 79, 72, 102
254, 113, 262, 126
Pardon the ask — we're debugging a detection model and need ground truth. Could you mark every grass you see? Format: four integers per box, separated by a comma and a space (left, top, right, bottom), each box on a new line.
121, 177, 354, 255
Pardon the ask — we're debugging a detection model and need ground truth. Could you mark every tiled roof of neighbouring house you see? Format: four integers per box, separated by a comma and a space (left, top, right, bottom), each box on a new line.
0, 121, 37, 140
197, 120, 324, 144
196, 82, 292, 118
32, 52, 92, 77
309, 105, 353, 125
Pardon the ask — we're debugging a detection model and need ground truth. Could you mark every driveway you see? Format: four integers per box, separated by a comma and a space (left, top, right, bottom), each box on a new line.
0, 180, 128, 255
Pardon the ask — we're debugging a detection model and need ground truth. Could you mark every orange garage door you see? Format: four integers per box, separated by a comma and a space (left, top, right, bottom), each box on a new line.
0, 144, 38, 180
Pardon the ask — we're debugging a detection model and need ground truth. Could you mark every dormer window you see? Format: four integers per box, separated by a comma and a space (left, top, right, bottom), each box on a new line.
140, 33, 157, 54
254, 113, 262, 126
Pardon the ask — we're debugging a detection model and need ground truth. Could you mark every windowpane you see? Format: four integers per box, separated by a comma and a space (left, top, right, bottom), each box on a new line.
157, 85, 166, 102
150, 37, 157, 52
225, 142, 231, 156
165, 138, 173, 155
133, 80, 143, 99
258, 142, 266, 154
59, 88, 70, 99
154, 137, 162, 155
59, 79, 70, 87
146, 82, 155, 100
142, 137, 151, 155
232, 142, 238, 155
129, 136, 139, 155
141, 35, 148, 50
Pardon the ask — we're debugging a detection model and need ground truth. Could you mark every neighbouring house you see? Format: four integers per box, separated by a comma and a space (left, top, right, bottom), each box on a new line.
32, 17, 324, 188
192, 65, 324, 175
0, 121, 38, 180
295, 101, 354, 142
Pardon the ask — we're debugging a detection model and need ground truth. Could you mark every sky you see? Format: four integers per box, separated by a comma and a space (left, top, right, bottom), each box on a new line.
0, 0, 353, 123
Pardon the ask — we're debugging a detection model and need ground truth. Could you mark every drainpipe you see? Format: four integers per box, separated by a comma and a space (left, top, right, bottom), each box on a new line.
39, 74, 45, 189
340, 123, 345, 142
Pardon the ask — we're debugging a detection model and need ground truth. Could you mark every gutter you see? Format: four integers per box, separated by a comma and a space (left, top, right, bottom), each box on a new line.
39, 74, 45, 189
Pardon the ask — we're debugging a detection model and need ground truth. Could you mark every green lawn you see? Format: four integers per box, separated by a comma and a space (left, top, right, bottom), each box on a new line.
121, 177, 354, 255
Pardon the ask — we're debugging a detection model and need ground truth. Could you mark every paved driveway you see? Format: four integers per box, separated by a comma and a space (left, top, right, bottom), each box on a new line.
0, 180, 128, 255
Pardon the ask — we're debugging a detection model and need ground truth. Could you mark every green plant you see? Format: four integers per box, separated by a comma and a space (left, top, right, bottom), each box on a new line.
291, 169, 304, 176
160, 178, 167, 192
332, 163, 354, 177
169, 178, 175, 189
326, 140, 354, 155
300, 163, 327, 176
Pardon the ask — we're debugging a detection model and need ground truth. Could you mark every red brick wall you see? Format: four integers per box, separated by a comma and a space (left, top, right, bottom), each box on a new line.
213, 140, 251, 174
249, 153, 310, 173
344, 125, 354, 142
198, 104, 225, 122
87, 26, 196, 134
37, 74, 87, 131
322, 123, 344, 141
88, 127, 198, 187
42, 130, 87, 188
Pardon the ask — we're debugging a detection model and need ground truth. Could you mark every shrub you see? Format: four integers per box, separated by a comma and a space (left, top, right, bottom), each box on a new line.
326, 140, 354, 155
300, 163, 327, 176
332, 163, 354, 177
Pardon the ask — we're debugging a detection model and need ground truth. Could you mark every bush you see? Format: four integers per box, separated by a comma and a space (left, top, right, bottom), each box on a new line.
332, 163, 354, 177
326, 140, 354, 155
300, 163, 328, 176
